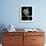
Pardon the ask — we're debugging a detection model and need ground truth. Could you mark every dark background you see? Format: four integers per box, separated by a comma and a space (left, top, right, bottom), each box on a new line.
22, 7, 32, 16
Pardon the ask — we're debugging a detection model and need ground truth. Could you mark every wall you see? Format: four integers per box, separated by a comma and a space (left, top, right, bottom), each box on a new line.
0, 0, 46, 29
0, 0, 46, 43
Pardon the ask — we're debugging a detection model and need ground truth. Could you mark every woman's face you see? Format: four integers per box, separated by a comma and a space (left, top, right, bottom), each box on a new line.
23, 8, 29, 16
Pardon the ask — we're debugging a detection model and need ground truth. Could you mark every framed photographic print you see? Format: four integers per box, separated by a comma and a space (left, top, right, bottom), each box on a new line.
20, 5, 34, 22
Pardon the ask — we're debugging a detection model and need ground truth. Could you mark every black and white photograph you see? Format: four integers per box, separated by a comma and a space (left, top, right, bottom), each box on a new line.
20, 5, 34, 22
